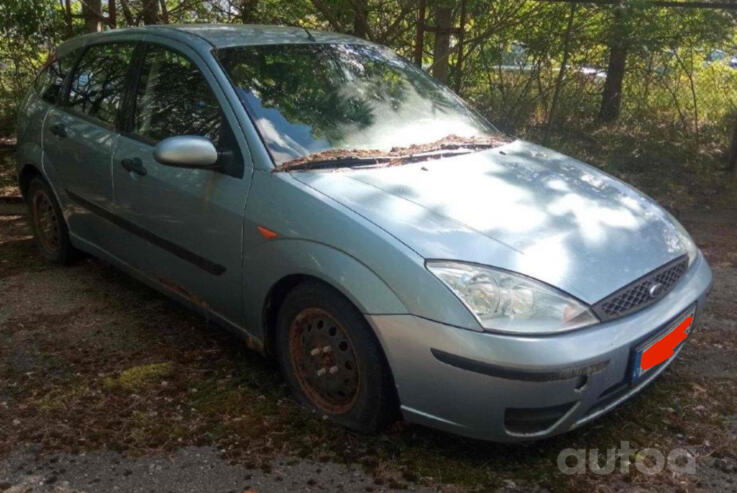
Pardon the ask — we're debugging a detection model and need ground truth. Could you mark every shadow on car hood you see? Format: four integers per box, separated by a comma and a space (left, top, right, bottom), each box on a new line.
292, 140, 691, 304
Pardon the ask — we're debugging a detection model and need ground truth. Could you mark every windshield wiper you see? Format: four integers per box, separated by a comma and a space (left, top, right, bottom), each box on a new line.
424, 142, 502, 152
277, 155, 394, 172
401, 143, 499, 160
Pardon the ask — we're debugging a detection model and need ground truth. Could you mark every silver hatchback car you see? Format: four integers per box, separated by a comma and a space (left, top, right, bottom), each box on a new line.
17, 24, 712, 442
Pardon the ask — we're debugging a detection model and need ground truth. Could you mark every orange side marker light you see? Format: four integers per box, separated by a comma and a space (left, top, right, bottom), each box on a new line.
257, 225, 278, 240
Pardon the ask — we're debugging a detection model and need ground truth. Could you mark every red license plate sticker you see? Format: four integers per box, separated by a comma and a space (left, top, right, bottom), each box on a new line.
633, 311, 694, 381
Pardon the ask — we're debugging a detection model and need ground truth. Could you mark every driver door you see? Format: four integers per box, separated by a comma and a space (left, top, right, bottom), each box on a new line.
112, 41, 250, 325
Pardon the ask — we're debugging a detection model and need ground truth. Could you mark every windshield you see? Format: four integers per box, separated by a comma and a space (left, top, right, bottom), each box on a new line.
216, 43, 500, 167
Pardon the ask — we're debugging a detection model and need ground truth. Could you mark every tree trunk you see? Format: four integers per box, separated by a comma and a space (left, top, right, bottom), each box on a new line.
727, 112, 737, 178
64, 0, 73, 37
82, 0, 102, 32
599, 7, 628, 123
240, 0, 258, 23
414, 0, 426, 67
119, 0, 134, 25
353, 0, 368, 39
432, 3, 452, 84
158, 0, 169, 23
108, 0, 117, 27
453, 0, 467, 93
544, 2, 578, 144
142, 0, 158, 25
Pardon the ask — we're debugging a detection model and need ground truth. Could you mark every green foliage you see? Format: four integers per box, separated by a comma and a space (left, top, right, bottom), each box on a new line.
0, 0, 736, 197
104, 362, 175, 391
0, 0, 66, 134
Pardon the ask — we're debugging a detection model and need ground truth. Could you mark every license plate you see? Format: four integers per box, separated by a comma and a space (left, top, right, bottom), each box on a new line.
631, 308, 695, 382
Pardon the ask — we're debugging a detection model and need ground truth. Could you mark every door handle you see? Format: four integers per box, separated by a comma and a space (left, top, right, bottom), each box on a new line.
121, 157, 147, 176
49, 123, 67, 138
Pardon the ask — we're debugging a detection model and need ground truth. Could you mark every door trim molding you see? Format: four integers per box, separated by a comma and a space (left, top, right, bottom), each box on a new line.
66, 189, 226, 276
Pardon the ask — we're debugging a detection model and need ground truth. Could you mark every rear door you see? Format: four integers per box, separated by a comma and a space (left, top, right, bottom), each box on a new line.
43, 42, 135, 248
18, 50, 79, 171
111, 41, 251, 325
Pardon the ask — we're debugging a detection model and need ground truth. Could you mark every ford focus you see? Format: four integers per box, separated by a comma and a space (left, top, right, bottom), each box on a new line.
16, 24, 712, 442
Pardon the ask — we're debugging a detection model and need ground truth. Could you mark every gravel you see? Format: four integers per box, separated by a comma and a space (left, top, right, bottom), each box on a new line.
0, 444, 432, 493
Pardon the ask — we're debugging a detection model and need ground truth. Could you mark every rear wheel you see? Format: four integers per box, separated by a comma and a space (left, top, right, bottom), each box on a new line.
276, 281, 396, 433
27, 177, 77, 265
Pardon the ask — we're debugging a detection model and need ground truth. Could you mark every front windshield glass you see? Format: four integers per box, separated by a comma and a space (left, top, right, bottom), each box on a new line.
216, 43, 499, 166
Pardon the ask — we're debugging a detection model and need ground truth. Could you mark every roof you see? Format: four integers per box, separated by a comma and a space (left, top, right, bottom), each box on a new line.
160, 24, 370, 48
64, 24, 372, 51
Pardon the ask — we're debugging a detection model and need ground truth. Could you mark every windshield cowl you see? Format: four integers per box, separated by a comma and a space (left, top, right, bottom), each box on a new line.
274, 134, 513, 172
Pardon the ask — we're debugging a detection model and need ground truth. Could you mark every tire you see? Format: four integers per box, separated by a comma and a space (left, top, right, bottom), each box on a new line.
275, 281, 397, 433
26, 177, 77, 265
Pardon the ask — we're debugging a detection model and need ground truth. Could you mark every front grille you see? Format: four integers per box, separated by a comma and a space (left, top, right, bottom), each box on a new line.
592, 256, 689, 322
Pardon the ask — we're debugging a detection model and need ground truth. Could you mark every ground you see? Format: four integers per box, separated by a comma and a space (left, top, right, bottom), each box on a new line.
1, 142, 736, 492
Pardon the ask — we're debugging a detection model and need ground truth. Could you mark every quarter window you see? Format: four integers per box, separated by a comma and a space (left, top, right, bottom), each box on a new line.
133, 46, 222, 144
67, 43, 134, 125
34, 51, 79, 105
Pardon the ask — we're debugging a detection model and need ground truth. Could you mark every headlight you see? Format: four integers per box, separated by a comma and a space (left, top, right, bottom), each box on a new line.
667, 214, 699, 267
427, 261, 599, 334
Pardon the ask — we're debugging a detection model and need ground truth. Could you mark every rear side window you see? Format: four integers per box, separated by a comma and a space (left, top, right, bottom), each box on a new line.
67, 43, 134, 126
34, 51, 79, 105
132, 45, 222, 144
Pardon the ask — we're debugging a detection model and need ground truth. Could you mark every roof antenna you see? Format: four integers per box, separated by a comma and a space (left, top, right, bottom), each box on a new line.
303, 27, 316, 42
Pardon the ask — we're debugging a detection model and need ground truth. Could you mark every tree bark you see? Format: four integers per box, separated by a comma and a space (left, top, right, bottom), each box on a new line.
353, 0, 368, 38
414, 0, 426, 67
119, 0, 134, 25
453, 0, 467, 93
108, 0, 116, 27
82, 0, 103, 32
64, 0, 73, 37
432, 3, 452, 84
728, 112, 737, 178
240, 0, 258, 23
158, 0, 169, 23
545, 2, 577, 144
142, 0, 158, 25
599, 6, 628, 122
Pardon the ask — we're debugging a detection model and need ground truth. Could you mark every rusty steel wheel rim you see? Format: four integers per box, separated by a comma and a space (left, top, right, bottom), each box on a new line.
288, 307, 360, 414
31, 189, 60, 253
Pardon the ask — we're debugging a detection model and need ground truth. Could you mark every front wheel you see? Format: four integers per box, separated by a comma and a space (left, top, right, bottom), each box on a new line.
276, 281, 397, 433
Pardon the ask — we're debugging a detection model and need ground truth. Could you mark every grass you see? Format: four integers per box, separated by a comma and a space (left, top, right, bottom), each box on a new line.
104, 362, 175, 391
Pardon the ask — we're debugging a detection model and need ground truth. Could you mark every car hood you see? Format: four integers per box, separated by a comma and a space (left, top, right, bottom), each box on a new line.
292, 140, 692, 304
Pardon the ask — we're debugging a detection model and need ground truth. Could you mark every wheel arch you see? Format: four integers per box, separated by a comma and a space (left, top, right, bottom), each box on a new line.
261, 273, 313, 357
261, 272, 400, 360
244, 239, 408, 358
18, 163, 44, 199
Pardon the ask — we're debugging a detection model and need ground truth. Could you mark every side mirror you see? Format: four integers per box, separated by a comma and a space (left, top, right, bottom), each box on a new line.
153, 136, 219, 168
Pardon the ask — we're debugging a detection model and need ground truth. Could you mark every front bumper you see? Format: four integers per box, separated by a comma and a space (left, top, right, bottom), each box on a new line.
368, 253, 713, 442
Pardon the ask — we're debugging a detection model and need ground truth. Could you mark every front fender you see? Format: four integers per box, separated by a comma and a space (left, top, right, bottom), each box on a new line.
16, 140, 44, 194
242, 238, 408, 341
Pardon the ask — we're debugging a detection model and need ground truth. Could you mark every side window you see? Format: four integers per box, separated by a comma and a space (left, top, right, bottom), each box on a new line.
133, 45, 222, 145
34, 51, 79, 105
67, 43, 134, 125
